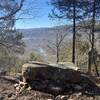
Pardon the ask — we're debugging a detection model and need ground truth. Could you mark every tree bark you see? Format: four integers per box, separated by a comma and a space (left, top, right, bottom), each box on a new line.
89, 0, 99, 76
56, 46, 59, 63
88, 51, 92, 74
72, 0, 76, 64
92, 0, 99, 76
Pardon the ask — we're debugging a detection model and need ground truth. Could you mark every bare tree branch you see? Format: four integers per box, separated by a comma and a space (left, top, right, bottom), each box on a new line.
0, 0, 25, 20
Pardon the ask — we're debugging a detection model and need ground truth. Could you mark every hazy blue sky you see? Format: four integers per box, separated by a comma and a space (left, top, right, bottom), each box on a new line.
15, 0, 54, 29
15, 0, 70, 29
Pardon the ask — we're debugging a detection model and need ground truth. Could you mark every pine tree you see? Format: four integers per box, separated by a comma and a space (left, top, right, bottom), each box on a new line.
83, 0, 100, 75
50, 0, 86, 64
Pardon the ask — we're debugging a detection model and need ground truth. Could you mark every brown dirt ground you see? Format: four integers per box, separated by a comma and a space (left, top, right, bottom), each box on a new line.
0, 76, 100, 100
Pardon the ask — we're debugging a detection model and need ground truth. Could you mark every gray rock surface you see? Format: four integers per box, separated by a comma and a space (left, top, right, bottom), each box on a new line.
22, 62, 81, 84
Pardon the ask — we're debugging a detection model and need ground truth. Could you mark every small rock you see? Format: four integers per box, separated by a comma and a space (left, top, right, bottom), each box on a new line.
8, 93, 13, 98
76, 92, 82, 98
89, 97, 94, 100
68, 99, 73, 100
55, 95, 69, 100
16, 86, 20, 91
0, 95, 4, 100
14, 83, 19, 88
74, 85, 82, 91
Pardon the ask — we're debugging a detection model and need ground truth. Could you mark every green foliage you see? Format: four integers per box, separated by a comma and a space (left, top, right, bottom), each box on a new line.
10, 58, 29, 75
0, 47, 25, 74
95, 24, 100, 32
76, 33, 89, 66
0, 29, 25, 54
0, 0, 25, 54
0, 46, 44, 74
0, 29, 25, 74
10, 52, 44, 74
0, 48, 16, 70
59, 42, 72, 62
50, 0, 86, 20
29, 52, 43, 62
59, 37, 89, 65
76, 33, 89, 55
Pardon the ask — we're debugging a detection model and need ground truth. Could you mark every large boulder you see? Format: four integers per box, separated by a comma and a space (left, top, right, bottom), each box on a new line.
49, 62, 80, 70
18, 61, 100, 95
22, 62, 81, 84
21, 62, 81, 95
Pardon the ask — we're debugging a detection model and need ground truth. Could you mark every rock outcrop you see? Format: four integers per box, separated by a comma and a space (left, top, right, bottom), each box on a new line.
22, 62, 81, 83
15, 61, 100, 95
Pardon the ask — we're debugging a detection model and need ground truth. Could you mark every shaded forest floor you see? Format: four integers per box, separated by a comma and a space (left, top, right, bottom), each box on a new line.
0, 75, 100, 100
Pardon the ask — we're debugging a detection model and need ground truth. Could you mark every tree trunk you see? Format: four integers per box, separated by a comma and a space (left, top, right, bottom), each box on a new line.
88, 50, 92, 74
91, 0, 99, 76
56, 46, 59, 63
72, 0, 76, 64
93, 56, 99, 76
